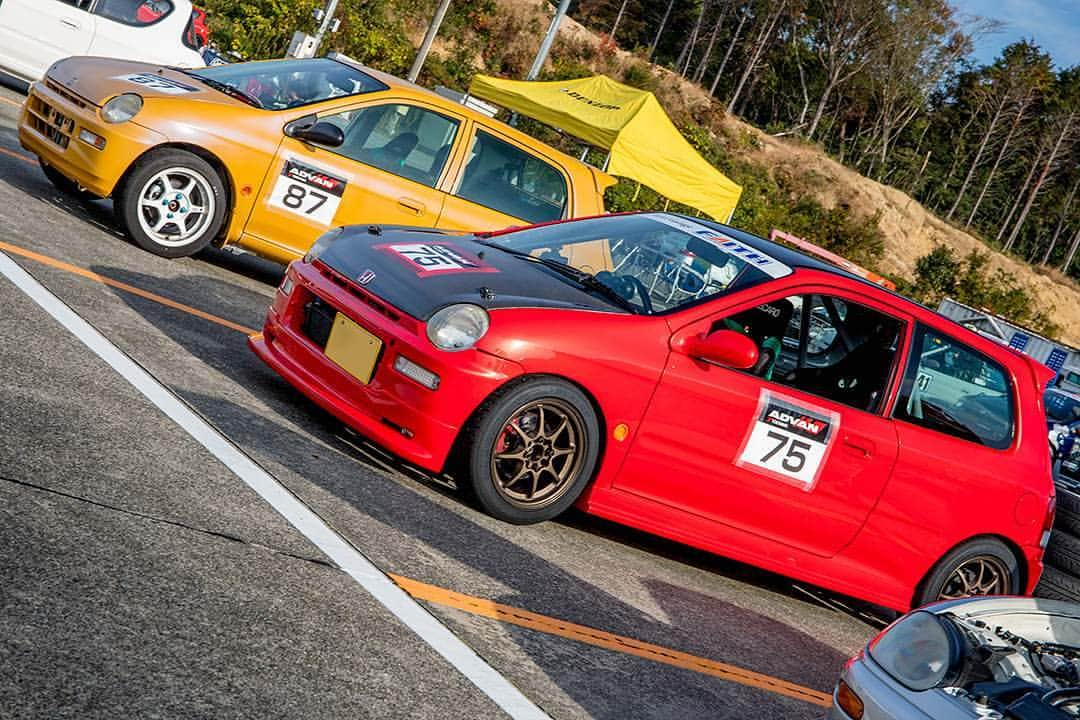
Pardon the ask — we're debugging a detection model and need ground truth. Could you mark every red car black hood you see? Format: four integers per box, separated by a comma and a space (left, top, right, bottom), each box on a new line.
315, 226, 625, 320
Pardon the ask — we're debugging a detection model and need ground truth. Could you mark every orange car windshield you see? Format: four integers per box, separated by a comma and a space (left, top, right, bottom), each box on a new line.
189, 58, 388, 111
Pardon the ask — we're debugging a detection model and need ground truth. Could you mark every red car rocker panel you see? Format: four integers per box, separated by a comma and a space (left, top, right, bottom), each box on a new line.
250, 212, 1056, 612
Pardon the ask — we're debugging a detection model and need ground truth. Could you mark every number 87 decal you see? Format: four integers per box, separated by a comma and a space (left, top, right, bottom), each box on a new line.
736, 389, 840, 491
282, 184, 329, 215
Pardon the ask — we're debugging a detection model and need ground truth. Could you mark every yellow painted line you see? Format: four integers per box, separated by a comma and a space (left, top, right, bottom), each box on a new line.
0, 146, 34, 165
391, 573, 834, 708
0, 241, 258, 335
0, 95, 23, 109
0, 240, 833, 708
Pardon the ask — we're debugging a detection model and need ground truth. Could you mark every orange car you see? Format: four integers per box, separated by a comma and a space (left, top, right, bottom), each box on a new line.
19, 55, 614, 261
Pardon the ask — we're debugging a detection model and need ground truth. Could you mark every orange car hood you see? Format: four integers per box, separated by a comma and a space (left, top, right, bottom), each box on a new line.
46, 57, 231, 107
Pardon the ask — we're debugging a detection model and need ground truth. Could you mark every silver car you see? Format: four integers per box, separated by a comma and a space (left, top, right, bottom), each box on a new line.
830, 597, 1080, 719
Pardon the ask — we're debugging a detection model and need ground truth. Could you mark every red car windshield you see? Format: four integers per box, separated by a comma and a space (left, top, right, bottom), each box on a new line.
491, 213, 792, 314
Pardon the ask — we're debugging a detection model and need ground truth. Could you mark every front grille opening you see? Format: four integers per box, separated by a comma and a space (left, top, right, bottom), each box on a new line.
27, 95, 74, 149
44, 80, 93, 110
302, 297, 336, 349
315, 263, 402, 323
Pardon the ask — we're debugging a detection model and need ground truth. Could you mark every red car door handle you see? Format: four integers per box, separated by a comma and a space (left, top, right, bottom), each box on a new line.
842, 435, 874, 458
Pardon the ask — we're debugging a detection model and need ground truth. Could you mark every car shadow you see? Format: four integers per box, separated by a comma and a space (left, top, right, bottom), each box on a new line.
180, 386, 852, 715
88, 264, 872, 716
0, 137, 287, 290
0, 71, 29, 94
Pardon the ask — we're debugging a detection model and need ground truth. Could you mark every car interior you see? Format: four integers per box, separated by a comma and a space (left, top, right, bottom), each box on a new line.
457, 132, 567, 223
722, 294, 902, 413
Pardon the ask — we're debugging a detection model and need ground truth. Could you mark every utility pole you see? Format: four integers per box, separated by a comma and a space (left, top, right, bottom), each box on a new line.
408, 0, 452, 82
311, 0, 341, 56
526, 0, 571, 81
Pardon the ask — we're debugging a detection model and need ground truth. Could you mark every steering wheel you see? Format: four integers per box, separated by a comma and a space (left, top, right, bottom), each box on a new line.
595, 272, 654, 313
625, 275, 654, 314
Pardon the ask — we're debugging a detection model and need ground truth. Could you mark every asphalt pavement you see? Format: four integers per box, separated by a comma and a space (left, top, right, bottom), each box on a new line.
0, 83, 880, 719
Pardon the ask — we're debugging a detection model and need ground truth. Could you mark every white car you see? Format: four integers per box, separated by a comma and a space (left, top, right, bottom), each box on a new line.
830, 597, 1080, 719
0, 0, 204, 84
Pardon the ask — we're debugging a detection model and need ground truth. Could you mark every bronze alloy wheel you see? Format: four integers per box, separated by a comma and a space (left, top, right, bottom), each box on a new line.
490, 398, 586, 510
937, 555, 1012, 600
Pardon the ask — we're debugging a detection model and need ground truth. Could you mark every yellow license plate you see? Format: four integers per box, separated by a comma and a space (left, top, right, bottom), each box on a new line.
324, 312, 382, 384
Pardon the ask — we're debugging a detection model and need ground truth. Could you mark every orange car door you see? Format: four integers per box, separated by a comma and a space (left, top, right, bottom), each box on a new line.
243, 100, 464, 259
438, 126, 572, 233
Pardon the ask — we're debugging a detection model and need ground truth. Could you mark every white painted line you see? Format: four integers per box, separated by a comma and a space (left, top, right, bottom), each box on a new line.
0, 251, 551, 720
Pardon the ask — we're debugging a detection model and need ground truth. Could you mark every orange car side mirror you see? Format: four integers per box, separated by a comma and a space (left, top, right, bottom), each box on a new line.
286, 118, 344, 148
674, 329, 759, 370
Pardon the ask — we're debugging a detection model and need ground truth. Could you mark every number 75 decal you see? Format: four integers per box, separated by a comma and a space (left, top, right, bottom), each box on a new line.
736, 390, 840, 491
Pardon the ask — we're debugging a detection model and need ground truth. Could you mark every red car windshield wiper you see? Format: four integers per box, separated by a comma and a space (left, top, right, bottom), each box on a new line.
474, 240, 639, 314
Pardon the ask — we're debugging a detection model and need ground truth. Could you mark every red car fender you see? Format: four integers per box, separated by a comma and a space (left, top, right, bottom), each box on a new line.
479, 306, 672, 497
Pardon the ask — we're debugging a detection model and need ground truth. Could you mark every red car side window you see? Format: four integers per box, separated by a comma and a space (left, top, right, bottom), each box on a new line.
895, 324, 1015, 449
715, 293, 903, 414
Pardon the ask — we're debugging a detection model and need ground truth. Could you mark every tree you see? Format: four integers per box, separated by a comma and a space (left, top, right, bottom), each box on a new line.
691, 0, 731, 84
726, 0, 788, 114
1002, 68, 1080, 252
804, 0, 880, 140
947, 43, 1050, 223
964, 44, 1052, 228
710, 3, 749, 96
863, 0, 967, 179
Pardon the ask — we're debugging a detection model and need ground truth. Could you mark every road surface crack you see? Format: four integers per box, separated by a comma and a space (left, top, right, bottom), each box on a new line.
0, 472, 339, 571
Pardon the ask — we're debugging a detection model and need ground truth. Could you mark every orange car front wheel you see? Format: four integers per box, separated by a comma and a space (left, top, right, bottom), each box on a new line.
115, 149, 228, 259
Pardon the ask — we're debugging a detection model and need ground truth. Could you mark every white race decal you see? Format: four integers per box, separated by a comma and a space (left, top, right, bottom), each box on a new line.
267, 159, 347, 226
649, 213, 792, 278
383, 243, 495, 275
736, 390, 839, 491
115, 73, 199, 94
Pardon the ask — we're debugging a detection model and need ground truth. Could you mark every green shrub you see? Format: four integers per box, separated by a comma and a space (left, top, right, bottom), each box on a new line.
201, 0, 412, 71
908, 246, 1061, 338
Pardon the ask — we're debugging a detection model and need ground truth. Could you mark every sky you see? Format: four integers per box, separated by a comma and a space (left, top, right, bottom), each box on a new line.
949, 0, 1080, 69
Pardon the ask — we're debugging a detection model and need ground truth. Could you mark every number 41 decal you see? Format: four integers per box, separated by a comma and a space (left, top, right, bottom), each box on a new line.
736, 390, 840, 491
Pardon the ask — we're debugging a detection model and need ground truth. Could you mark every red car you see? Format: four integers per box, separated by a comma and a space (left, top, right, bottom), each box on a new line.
250, 212, 1056, 611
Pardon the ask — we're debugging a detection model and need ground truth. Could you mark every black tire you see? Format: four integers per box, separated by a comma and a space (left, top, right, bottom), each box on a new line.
1036, 567, 1080, 602
1055, 485, 1080, 536
114, 149, 227, 258
1046, 529, 1080, 577
914, 538, 1021, 608
40, 159, 93, 199
463, 378, 600, 525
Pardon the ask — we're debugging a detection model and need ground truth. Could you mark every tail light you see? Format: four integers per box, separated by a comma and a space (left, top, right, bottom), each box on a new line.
1041, 494, 1057, 550
835, 679, 864, 718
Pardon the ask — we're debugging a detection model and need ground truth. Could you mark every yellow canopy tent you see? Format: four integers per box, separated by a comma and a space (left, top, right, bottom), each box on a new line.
468, 74, 742, 222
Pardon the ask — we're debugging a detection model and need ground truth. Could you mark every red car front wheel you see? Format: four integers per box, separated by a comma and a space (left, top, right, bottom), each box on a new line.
463, 378, 600, 525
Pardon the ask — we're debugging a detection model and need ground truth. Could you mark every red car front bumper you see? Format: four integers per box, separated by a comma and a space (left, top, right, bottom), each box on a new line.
249, 260, 523, 472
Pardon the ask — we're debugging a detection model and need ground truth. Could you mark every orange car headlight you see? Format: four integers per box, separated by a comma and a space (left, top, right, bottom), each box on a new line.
101, 93, 143, 124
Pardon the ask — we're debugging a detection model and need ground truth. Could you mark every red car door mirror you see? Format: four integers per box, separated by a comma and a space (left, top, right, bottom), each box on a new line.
677, 329, 759, 369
